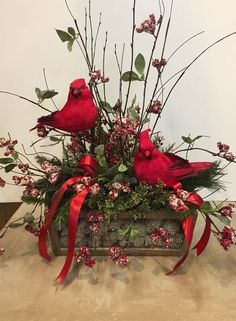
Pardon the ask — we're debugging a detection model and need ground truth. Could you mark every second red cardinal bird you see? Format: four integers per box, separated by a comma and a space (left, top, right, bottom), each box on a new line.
134, 129, 213, 188
32, 79, 98, 133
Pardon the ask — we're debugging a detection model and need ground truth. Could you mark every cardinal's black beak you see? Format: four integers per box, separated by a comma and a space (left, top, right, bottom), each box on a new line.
71, 87, 82, 97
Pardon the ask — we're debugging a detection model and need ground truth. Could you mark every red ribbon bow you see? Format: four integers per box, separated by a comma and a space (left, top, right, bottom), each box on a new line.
167, 183, 211, 275
38, 155, 97, 283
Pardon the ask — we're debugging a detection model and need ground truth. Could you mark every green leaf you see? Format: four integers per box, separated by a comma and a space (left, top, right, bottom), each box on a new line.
97, 155, 107, 168
216, 214, 231, 225
67, 27, 76, 37
200, 201, 214, 211
182, 136, 192, 144
5, 164, 17, 173
12, 151, 19, 161
118, 227, 129, 236
100, 101, 114, 114
121, 71, 140, 82
192, 135, 209, 142
127, 107, 140, 121
135, 53, 145, 76
0, 158, 14, 164
94, 145, 105, 156
35, 87, 42, 100
141, 117, 150, 125
113, 174, 125, 182
67, 38, 75, 52
9, 222, 24, 228
23, 213, 35, 223
41, 90, 58, 100
118, 163, 128, 173
56, 29, 72, 42
49, 136, 61, 142
130, 226, 139, 238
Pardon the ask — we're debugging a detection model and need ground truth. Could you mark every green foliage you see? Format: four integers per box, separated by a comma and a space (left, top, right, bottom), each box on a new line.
182, 134, 209, 145
56, 28, 77, 52
0, 158, 14, 164
99, 101, 115, 114
121, 71, 141, 82
182, 161, 224, 191
118, 163, 128, 173
5, 164, 16, 173
35, 88, 58, 104
134, 53, 145, 76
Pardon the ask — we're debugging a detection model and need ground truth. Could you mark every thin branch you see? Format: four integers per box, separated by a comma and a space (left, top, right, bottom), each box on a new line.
93, 12, 102, 65
102, 31, 108, 104
151, 31, 236, 133
167, 31, 204, 62
43, 68, 58, 110
123, 0, 136, 114
0, 91, 51, 113
88, 0, 94, 69
175, 147, 236, 164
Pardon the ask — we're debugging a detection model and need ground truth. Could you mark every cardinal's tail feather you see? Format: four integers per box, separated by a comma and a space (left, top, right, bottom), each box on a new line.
30, 112, 57, 131
165, 152, 191, 169
171, 162, 213, 180
37, 112, 57, 123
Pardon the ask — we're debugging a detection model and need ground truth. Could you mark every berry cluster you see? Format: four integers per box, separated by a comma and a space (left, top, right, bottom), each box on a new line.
13, 175, 40, 198
74, 246, 96, 268
73, 176, 100, 196
0, 137, 17, 156
18, 163, 29, 173
37, 126, 50, 138
105, 117, 139, 166
150, 227, 172, 248
25, 224, 40, 237
219, 203, 235, 221
108, 182, 131, 200
23, 182, 41, 198
136, 14, 157, 35
168, 193, 189, 212
87, 212, 104, 233
109, 246, 128, 266
41, 160, 61, 185
217, 142, 235, 162
218, 226, 236, 251
152, 58, 167, 70
147, 100, 162, 114
13, 174, 32, 185
89, 70, 109, 83
68, 135, 81, 153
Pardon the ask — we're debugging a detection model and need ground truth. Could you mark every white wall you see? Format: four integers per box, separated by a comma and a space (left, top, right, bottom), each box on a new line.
0, 0, 236, 201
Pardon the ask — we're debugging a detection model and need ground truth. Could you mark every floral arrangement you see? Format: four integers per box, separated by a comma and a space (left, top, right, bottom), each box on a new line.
0, 0, 236, 283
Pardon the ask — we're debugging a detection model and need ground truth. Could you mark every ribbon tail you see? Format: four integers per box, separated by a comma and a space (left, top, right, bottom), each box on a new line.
187, 193, 203, 207
166, 215, 194, 275
38, 226, 51, 261
38, 176, 83, 261
55, 188, 89, 283
192, 215, 211, 256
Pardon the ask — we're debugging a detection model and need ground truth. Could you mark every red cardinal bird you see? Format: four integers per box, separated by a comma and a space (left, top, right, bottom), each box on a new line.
32, 79, 98, 133
134, 129, 213, 189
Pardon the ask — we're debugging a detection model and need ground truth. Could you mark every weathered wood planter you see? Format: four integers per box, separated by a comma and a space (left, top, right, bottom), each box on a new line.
49, 211, 198, 257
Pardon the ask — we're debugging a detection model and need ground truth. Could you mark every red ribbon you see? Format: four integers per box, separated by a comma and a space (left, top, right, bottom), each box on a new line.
166, 215, 195, 275
38, 154, 97, 283
38, 176, 84, 261
55, 188, 89, 283
80, 154, 97, 176
192, 215, 211, 256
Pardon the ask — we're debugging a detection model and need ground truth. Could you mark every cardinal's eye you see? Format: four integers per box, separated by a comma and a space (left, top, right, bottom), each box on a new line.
71, 87, 81, 97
